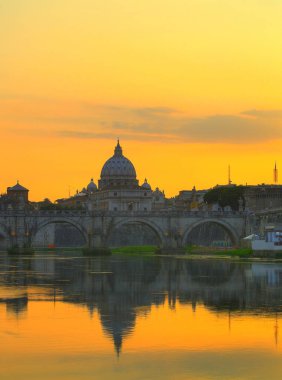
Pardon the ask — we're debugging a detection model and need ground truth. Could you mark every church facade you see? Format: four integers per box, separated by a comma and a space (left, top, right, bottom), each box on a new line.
57, 140, 167, 212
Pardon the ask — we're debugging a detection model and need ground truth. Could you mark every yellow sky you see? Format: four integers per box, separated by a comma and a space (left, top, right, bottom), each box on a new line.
1, 0, 282, 200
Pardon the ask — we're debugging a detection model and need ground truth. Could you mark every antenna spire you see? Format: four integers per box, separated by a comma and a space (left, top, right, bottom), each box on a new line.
274, 161, 278, 184
228, 165, 232, 185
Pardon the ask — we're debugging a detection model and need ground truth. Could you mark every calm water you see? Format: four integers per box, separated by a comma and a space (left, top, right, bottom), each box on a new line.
1, 253, 282, 379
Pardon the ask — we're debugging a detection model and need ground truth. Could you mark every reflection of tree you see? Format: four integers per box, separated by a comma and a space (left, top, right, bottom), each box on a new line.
1, 255, 282, 354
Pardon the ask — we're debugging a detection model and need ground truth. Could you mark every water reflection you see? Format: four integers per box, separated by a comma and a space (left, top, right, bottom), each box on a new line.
1, 253, 282, 357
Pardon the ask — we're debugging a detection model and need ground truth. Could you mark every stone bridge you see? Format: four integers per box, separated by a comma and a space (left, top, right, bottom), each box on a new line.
0, 209, 250, 250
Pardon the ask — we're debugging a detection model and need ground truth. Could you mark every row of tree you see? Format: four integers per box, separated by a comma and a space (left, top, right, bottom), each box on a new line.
204, 186, 245, 211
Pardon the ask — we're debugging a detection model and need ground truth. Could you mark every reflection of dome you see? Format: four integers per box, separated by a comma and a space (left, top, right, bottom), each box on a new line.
99, 140, 139, 189
87, 178, 97, 193
100, 303, 136, 357
141, 178, 151, 190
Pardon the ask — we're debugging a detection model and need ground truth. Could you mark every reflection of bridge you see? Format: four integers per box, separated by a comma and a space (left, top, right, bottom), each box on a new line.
0, 209, 248, 249
1, 254, 282, 355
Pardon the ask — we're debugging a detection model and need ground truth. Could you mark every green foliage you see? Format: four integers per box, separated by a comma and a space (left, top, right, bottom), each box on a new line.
212, 248, 252, 257
7, 245, 20, 255
7, 244, 34, 255
185, 246, 252, 257
204, 185, 245, 211
112, 245, 156, 255
185, 245, 197, 254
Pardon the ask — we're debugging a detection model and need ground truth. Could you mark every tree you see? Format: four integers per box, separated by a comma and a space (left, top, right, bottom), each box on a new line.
204, 186, 245, 211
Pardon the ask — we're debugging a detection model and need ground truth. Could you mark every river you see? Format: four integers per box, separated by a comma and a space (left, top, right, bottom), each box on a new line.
0, 252, 282, 379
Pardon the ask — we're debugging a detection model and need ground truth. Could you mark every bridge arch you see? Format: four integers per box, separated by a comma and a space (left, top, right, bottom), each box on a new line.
182, 218, 240, 247
0, 223, 9, 237
106, 217, 165, 247
31, 217, 88, 247
0, 223, 9, 249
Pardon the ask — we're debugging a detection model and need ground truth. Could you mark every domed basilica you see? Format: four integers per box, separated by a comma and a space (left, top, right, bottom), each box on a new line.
57, 140, 166, 211
99, 140, 139, 190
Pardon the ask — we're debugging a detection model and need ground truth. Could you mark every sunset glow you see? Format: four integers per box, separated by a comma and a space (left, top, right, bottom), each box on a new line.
1, 1, 282, 200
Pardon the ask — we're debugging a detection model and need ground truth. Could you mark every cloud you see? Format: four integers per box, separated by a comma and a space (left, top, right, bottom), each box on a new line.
57, 113, 279, 143
130, 106, 178, 118
81, 102, 178, 116
108, 113, 282, 143
58, 131, 114, 139
2, 95, 282, 144
112, 121, 172, 134
57, 130, 170, 142
176, 114, 275, 142
241, 109, 282, 118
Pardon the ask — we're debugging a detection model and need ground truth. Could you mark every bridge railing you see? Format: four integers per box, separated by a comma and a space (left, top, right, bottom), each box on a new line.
0, 209, 89, 217
0, 209, 247, 218
100, 210, 246, 218
254, 207, 282, 216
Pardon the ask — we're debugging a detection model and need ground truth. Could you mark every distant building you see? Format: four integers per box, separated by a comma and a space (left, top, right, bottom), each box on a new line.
174, 187, 208, 211
7, 181, 29, 203
252, 224, 282, 252
196, 183, 282, 213
0, 181, 30, 210
244, 185, 282, 211
5, 143, 279, 215
57, 141, 168, 212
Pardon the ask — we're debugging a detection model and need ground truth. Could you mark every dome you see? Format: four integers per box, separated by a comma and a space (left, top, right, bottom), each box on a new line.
8, 181, 28, 192
99, 140, 138, 189
99, 141, 138, 189
87, 178, 97, 193
141, 178, 151, 190
101, 141, 136, 178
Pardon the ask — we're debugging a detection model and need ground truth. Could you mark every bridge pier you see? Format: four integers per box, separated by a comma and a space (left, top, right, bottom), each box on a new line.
4, 213, 33, 253
89, 233, 105, 249
159, 231, 186, 255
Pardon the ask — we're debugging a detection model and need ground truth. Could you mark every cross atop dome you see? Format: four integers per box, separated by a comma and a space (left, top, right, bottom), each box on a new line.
114, 139, 123, 157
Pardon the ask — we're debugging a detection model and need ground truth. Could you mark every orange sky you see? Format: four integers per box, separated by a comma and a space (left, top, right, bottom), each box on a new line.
1, 1, 282, 201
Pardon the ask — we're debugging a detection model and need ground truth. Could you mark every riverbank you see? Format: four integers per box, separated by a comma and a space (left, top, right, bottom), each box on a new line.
186, 246, 253, 257
111, 245, 156, 256
112, 245, 282, 262
112, 245, 253, 257
3, 245, 282, 262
